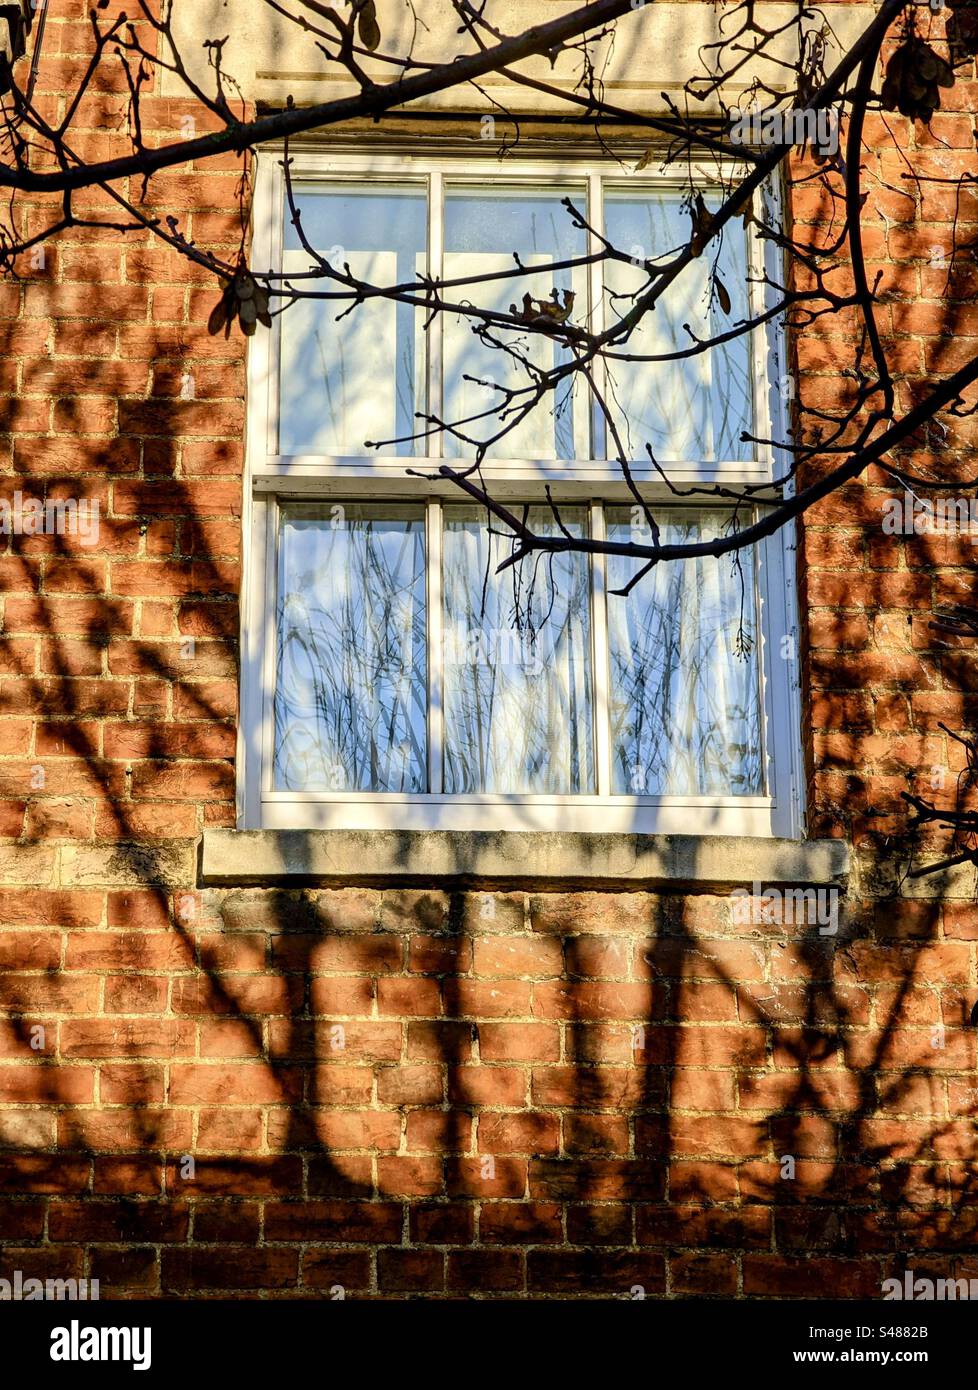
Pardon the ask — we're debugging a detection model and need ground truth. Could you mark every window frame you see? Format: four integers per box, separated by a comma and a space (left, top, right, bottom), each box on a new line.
239, 142, 804, 839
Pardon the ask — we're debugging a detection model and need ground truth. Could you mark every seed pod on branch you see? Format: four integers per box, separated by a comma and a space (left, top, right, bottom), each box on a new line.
355, 0, 381, 52
207, 270, 273, 339
880, 37, 955, 123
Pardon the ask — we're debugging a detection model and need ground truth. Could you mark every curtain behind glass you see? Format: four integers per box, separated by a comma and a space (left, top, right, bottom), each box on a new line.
443, 506, 594, 793
275, 504, 427, 791
279, 186, 427, 456
606, 509, 762, 795
603, 192, 753, 462
443, 188, 589, 461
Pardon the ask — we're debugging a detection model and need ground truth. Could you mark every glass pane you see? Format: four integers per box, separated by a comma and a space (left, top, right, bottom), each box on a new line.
443, 506, 594, 793
605, 509, 762, 795
443, 188, 589, 461
603, 192, 753, 461
280, 185, 427, 456
275, 504, 427, 792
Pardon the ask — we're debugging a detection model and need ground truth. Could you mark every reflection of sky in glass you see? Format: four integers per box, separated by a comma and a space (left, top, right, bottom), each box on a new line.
443, 189, 588, 461
606, 509, 762, 795
280, 187, 426, 456
275, 504, 427, 791
442, 506, 593, 793
603, 194, 753, 461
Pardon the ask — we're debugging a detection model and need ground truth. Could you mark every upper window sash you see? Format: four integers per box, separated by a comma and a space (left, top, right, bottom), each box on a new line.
247, 148, 786, 491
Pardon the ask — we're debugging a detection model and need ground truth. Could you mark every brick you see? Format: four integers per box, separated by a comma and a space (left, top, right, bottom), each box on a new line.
742, 1256, 879, 1299
472, 937, 562, 977
377, 1064, 444, 1106
264, 1201, 401, 1243
445, 1157, 527, 1200
527, 1250, 665, 1295
529, 1159, 664, 1202
376, 1157, 444, 1198
405, 1110, 471, 1154
162, 1248, 298, 1292
529, 893, 659, 935
409, 1202, 474, 1245
377, 1248, 445, 1292
168, 1064, 301, 1105
478, 1023, 559, 1062
300, 1249, 372, 1291
478, 1112, 559, 1155
446, 1249, 524, 1293
449, 1065, 525, 1107
376, 977, 442, 1017
480, 1201, 562, 1244
61, 1019, 195, 1059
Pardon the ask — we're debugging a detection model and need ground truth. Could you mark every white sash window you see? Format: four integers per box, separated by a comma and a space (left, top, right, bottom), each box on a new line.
241, 148, 803, 837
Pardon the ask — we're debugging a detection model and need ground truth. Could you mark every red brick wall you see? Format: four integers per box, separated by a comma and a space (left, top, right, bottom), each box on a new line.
0, 1, 976, 1299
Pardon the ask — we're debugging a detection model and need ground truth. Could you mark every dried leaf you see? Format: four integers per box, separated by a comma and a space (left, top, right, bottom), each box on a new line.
714, 276, 731, 316
731, 188, 753, 229
358, 0, 381, 51
207, 287, 230, 337
254, 286, 273, 328
689, 193, 712, 257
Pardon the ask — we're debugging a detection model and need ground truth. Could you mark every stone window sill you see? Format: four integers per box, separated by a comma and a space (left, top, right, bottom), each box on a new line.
201, 829, 848, 890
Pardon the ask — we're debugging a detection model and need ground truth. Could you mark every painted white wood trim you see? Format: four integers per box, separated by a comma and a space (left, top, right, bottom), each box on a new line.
258, 493, 280, 801
764, 167, 806, 839
251, 458, 775, 490
426, 498, 444, 795
427, 169, 444, 460
590, 500, 612, 798
238, 148, 805, 839
587, 169, 608, 463
255, 795, 782, 838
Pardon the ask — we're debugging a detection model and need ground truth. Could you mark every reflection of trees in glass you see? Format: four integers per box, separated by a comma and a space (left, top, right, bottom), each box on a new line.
274, 505, 427, 792
443, 506, 594, 794
606, 510, 762, 796
274, 503, 760, 799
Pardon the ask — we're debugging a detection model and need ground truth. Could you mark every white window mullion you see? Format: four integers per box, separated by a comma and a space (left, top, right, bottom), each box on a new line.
748, 176, 780, 482
587, 172, 607, 462
265, 155, 286, 458
427, 498, 444, 794
428, 171, 445, 459
260, 494, 280, 801
590, 500, 612, 798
